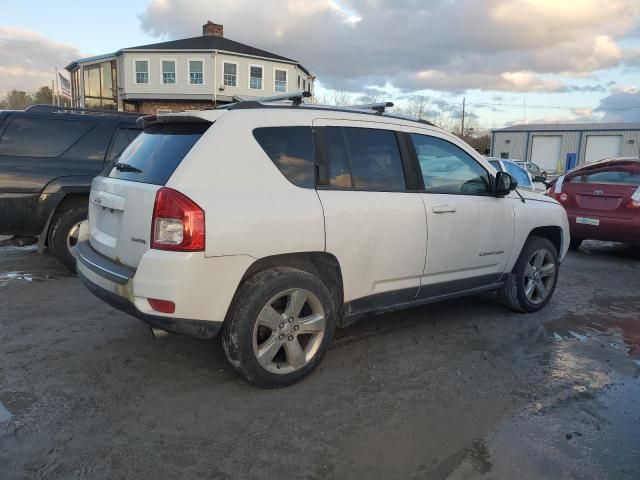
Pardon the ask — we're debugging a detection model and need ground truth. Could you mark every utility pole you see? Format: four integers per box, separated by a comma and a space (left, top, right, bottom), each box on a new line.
461, 97, 465, 136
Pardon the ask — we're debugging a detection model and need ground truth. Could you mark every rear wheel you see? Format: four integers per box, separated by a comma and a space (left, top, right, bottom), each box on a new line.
500, 236, 559, 313
222, 267, 337, 388
569, 237, 583, 250
48, 207, 87, 273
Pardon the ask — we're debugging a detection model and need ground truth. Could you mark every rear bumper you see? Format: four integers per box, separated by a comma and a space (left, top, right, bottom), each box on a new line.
76, 240, 225, 339
568, 213, 640, 243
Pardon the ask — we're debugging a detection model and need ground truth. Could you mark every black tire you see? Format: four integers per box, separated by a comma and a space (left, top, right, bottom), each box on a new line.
500, 236, 559, 313
569, 237, 583, 250
48, 207, 87, 273
222, 267, 337, 388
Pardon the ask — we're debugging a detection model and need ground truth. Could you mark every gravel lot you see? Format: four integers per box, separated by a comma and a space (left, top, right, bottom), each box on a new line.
1, 241, 639, 479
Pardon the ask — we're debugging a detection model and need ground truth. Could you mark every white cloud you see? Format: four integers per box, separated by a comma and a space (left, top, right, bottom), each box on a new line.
0, 28, 81, 95
137, 0, 640, 93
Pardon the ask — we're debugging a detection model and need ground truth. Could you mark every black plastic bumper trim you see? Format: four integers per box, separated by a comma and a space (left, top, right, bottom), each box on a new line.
76, 241, 135, 285
78, 268, 222, 340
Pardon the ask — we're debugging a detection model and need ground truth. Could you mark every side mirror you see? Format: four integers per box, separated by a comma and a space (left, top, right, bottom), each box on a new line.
495, 171, 518, 196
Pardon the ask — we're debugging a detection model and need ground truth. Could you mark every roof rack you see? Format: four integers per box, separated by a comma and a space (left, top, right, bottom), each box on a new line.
348, 102, 394, 114
220, 91, 311, 110
25, 104, 140, 116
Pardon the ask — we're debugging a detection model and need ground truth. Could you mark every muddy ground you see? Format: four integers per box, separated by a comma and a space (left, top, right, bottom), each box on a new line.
0, 241, 639, 479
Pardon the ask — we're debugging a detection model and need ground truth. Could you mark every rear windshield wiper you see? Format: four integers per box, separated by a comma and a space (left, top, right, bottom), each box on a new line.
113, 162, 142, 173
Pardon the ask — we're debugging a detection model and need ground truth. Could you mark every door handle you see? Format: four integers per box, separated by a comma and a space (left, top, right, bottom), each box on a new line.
432, 204, 457, 214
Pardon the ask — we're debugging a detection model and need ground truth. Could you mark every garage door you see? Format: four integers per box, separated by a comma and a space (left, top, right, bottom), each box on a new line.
531, 136, 562, 172
585, 135, 622, 163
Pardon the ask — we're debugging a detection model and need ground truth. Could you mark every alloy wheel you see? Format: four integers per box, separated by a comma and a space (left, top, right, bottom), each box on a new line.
523, 249, 556, 304
66, 222, 83, 258
252, 288, 326, 374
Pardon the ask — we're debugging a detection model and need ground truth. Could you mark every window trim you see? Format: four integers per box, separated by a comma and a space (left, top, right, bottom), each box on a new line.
188, 58, 205, 86
222, 61, 239, 88
406, 131, 496, 197
160, 59, 177, 85
133, 59, 150, 85
273, 68, 288, 93
248, 64, 264, 90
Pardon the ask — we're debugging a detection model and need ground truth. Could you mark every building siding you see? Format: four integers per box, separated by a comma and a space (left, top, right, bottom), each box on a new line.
492, 127, 640, 173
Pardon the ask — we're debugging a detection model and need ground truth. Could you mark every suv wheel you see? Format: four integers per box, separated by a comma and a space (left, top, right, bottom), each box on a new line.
222, 267, 337, 388
500, 236, 559, 313
48, 207, 88, 273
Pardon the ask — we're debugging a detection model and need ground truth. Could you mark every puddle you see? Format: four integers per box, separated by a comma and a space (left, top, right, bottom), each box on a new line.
0, 392, 36, 420
0, 271, 52, 286
546, 311, 640, 362
0, 401, 11, 422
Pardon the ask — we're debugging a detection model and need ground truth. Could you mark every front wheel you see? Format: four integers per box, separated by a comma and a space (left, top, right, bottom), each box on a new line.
222, 267, 337, 388
500, 236, 559, 313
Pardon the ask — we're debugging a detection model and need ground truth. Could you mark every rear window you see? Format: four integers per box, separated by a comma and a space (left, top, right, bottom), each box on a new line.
570, 169, 640, 185
0, 117, 96, 157
253, 127, 315, 188
105, 122, 209, 185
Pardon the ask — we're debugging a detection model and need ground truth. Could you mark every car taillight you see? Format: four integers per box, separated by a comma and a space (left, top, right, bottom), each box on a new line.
151, 187, 205, 251
627, 199, 640, 209
559, 193, 568, 202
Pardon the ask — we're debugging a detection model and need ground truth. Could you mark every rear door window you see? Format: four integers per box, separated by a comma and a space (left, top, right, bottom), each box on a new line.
320, 127, 406, 191
105, 122, 209, 185
0, 117, 96, 157
253, 126, 315, 188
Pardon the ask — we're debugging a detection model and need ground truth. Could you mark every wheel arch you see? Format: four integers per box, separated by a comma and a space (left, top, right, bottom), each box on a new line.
527, 225, 563, 256
239, 252, 345, 322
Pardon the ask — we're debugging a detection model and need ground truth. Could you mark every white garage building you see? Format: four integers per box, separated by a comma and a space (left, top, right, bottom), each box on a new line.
491, 123, 640, 174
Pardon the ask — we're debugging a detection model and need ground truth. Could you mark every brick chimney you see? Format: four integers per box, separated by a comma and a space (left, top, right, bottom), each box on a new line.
202, 20, 223, 37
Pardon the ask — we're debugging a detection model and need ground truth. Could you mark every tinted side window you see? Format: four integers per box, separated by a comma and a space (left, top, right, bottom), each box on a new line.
0, 117, 95, 157
324, 127, 352, 188
344, 128, 405, 191
504, 162, 532, 187
253, 127, 315, 188
108, 128, 142, 161
411, 134, 490, 195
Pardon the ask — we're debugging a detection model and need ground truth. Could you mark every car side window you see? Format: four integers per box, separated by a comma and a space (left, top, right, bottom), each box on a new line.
108, 128, 141, 161
0, 117, 96, 158
411, 134, 491, 195
504, 162, 531, 188
253, 126, 315, 188
321, 127, 406, 191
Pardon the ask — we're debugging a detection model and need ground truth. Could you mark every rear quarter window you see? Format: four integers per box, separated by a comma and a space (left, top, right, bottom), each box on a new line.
105, 122, 209, 185
0, 117, 96, 157
253, 126, 315, 188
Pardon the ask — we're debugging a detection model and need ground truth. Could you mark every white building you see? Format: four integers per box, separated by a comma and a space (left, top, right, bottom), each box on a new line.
491, 122, 640, 174
65, 21, 314, 114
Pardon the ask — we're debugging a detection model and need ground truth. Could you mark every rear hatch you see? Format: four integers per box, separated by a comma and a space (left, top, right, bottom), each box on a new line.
562, 165, 640, 219
89, 116, 211, 268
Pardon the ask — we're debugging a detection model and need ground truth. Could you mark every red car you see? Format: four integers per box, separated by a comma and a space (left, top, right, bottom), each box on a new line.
547, 158, 640, 249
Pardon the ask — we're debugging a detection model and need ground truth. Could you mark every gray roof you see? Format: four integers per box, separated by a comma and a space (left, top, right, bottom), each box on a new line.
493, 122, 640, 133
67, 35, 311, 75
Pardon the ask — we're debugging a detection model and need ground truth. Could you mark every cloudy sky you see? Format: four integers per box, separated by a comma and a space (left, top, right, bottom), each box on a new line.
2, 0, 640, 127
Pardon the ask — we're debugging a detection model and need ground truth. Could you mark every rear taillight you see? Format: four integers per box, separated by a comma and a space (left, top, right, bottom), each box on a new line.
626, 199, 640, 209
151, 187, 205, 251
559, 193, 568, 203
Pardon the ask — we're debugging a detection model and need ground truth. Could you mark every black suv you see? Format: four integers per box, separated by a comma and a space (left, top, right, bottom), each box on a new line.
0, 105, 140, 271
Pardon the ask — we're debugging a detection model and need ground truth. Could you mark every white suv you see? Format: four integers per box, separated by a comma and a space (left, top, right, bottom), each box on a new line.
77, 95, 569, 387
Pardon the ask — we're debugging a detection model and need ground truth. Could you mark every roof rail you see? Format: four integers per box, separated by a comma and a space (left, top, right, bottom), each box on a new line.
220, 91, 312, 110
348, 102, 394, 114
25, 104, 140, 116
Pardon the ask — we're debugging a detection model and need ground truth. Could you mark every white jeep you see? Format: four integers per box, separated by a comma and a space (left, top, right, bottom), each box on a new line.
77, 95, 569, 387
